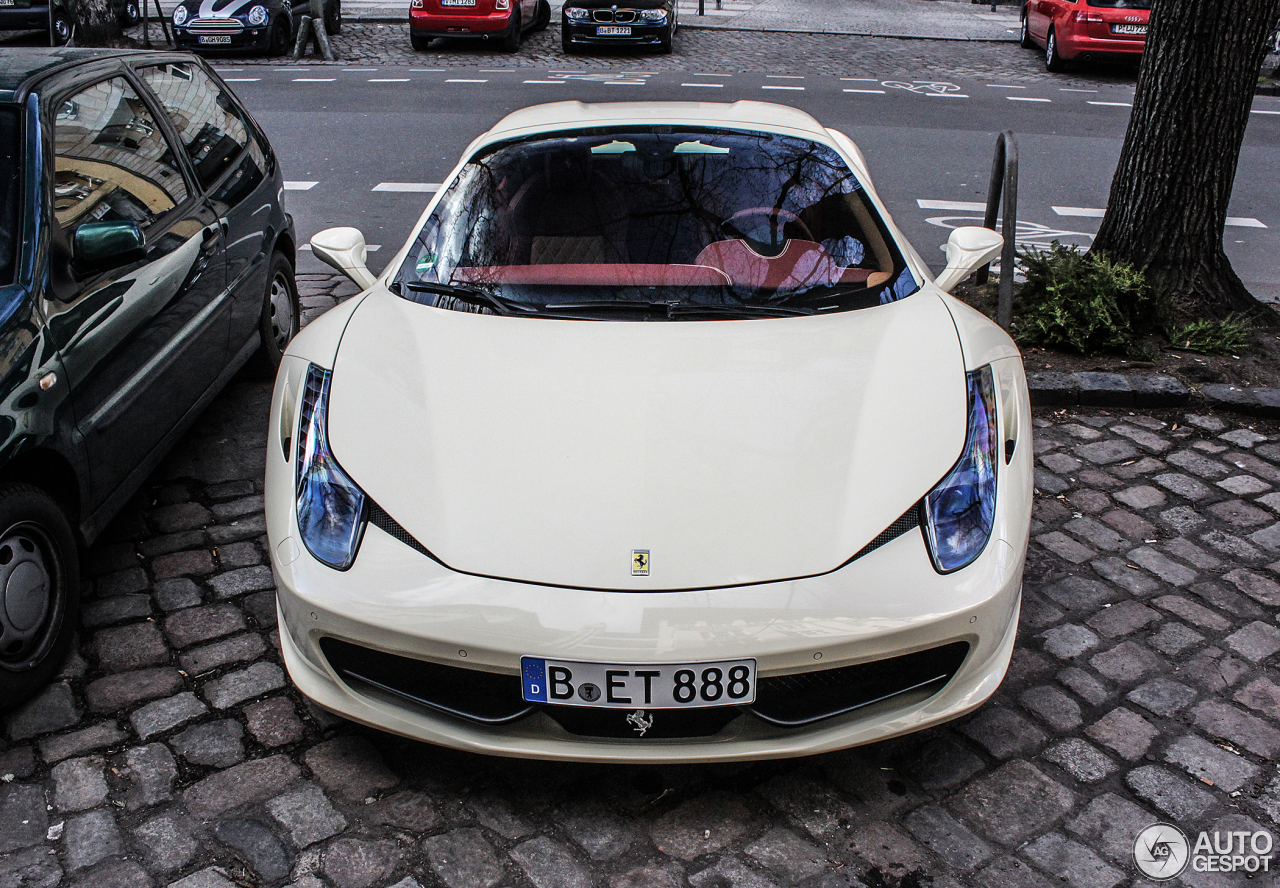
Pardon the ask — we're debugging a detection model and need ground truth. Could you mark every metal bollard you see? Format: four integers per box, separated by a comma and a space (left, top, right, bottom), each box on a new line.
976, 130, 1019, 331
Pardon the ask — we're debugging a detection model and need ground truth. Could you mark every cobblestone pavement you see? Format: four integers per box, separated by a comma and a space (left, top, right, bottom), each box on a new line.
222, 25, 1137, 86
6, 275, 1280, 888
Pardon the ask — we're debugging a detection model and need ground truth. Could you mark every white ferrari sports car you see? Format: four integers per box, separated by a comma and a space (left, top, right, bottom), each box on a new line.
266, 101, 1033, 762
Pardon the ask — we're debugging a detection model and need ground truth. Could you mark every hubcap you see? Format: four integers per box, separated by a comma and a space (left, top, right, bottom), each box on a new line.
268, 272, 295, 350
53, 18, 70, 41
1047, 33, 1055, 64
0, 527, 54, 667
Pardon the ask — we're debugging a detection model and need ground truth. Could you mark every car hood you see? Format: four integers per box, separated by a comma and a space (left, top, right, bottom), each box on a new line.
327, 290, 967, 591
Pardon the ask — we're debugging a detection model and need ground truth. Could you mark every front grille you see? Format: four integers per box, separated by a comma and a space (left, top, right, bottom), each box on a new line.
320, 638, 969, 736
320, 638, 534, 724
752, 641, 969, 726
187, 16, 246, 33
591, 8, 639, 22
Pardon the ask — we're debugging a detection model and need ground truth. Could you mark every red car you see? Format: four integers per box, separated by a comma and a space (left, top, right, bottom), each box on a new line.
1020, 0, 1150, 72
409, 0, 550, 51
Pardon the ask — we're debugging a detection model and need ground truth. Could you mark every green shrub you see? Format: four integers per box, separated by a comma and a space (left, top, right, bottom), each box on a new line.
1165, 315, 1251, 355
1013, 244, 1156, 354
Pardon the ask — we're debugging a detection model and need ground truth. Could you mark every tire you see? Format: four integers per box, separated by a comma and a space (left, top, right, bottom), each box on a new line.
1045, 28, 1066, 72
120, 0, 141, 25
0, 484, 79, 711
249, 252, 299, 378
269, 17, 291, 55
326, 0, 341, 35
410, 31, 433, 50
49, 9, 72, 45
532, 0, 550, 31
1019, 13, 1033, 48
501, 9, 520, 52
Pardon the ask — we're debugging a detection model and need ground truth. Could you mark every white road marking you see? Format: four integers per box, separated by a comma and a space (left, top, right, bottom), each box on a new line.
274, 68, 301, 71
762, 85, 804, 91
988, 84, 1026, 89
372, 183, 442, 192
524, 80, 567, 84
479, 69, 518, 73
766, 74, 804, 79
1053, 206, 1266, 228
918, 200, 987, 212
840, 77, 878, 82
1088, 101, 1132, 107
843, 88, 886, 94
446, 79, 488, 83
213, 67, 244, 72
1060, 87, 1098, 92
1252, 109, 1280, 115
294, 78, 336, 82
1007, 96, 1051, 102
692, 72, 732, 77
682, 82, 724, 87
343, 68, 376, 71
409, 68, 446, 72
926, 93, 969, 98
283, 181, 318, 191
369, 78, 410, 82
222, 78, 261, 82
605, 81, 646, 85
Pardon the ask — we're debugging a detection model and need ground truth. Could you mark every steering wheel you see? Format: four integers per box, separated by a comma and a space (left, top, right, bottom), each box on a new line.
721, 207, 815, 248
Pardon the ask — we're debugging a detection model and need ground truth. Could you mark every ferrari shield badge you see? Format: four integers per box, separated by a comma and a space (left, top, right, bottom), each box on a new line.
632, 549, 650, 576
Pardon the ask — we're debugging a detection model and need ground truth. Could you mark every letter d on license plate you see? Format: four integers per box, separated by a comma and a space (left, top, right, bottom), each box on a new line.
522, 656, 756, 708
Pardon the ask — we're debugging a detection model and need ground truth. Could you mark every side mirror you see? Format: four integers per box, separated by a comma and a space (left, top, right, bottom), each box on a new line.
310, 227, 377, 290
73, 220, 145, 275
933, 226, 1004, 293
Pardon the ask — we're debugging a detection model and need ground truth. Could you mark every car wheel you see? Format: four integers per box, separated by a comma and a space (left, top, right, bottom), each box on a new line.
410, 31, 433, 50
250, 252, 299, 377
326, 0, 341, 35
656, 23, 672, 54
1045, 28, 1066, 72
533, 0, 550, 31
121, 0, 141, 25
49, 9, 72, 45
0, 484, 79, 711
502, 9, 521, 52
1019, 13, 1033, 48
269, 17, 291, 55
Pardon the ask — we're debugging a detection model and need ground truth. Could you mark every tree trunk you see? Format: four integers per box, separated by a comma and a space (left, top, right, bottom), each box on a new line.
68, 0, 124, 44
1091, 0, 1280, 324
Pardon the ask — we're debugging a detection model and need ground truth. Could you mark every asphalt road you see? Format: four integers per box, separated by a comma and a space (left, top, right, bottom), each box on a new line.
219, 56, 1280, 300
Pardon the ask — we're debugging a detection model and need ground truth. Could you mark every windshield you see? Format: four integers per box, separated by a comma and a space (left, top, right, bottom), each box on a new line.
393, 127, 920, 319
0, 106, 19, 287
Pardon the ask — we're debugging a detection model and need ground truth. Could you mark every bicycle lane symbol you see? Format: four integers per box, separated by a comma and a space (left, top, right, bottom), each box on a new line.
923, 215, 1096, 277
881, 81, 969, 97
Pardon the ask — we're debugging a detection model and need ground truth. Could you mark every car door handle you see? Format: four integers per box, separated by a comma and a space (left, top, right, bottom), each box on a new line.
202, 226, 221, 251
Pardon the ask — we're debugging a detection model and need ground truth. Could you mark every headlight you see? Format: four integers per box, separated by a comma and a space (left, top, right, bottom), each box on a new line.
296, 365, 367, 570
564, 6, 590, 20
922, 365, 997, 573
640, 8, 666, 21
172, 5, 189, 25
247, 5, 267, 24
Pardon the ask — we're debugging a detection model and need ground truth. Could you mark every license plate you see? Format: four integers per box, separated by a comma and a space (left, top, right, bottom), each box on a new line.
441, 0, 475, 5
1111, 23, 1146, 35
597, 25, 632, 36
521, 656, 757, 708
199, 35, 233, 43
0, 1, 14, 6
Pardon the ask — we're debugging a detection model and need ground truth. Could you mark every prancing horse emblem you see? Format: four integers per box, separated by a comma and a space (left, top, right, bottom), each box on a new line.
627, 710, 654, 736
632, 549, 650, 576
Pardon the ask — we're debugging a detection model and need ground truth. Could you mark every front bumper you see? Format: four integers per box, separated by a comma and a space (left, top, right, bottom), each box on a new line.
562, 19, 669, 46
174, 25, 273, 51
0, 7, 50, 29
410, 8, 514, 37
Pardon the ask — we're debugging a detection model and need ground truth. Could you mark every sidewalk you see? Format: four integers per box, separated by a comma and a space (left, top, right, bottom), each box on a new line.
315, 0, 1023, 41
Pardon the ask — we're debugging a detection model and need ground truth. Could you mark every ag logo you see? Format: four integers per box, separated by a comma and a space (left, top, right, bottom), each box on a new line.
632, 549, 650, 576
1134, 823, 1190, 880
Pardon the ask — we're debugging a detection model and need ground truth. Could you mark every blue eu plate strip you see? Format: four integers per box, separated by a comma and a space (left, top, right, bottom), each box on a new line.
521, 657, 547, 702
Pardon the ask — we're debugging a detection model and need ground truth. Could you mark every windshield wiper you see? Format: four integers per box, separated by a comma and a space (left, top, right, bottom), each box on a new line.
543, 300, 813, 319
404, 280, 531, 316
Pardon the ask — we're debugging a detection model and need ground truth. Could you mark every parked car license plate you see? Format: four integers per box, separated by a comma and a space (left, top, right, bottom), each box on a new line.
198, 35, 233, 43
0, 1, 15, 7
521, 656, 757, 708
441, 0, 476, 5
1111, 23, 1146, 35
597, 25, 632, 36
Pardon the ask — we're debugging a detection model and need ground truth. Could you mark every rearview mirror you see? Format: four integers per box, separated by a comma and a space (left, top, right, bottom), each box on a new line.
310, 227, 377, 290
73, 220, 145, 275
933, 226, 1004, 294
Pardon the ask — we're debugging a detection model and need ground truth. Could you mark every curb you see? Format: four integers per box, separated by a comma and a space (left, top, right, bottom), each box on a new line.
1028, 371, 1280, 419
